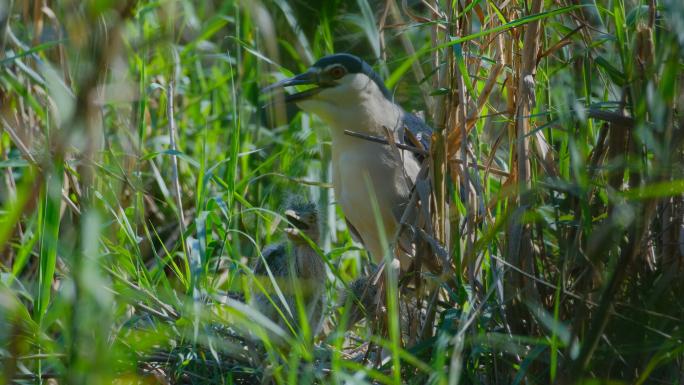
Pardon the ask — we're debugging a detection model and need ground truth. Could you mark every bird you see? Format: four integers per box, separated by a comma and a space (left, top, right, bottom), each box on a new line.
250, 198, 327, 339
341, 266, 428, 347
264, 53, 432, 269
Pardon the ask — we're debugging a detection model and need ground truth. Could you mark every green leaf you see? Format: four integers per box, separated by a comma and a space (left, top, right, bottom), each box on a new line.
622, 180, 684, 199
0, 39, 66, 66
595, 56, 626, 86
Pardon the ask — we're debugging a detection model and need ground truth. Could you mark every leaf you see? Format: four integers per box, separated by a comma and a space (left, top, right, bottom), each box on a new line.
452, 40, 478, 99
622, 179, 684, 199
595, 56, 626, 86
143, 149, 200, 168
0, 39, 66, 66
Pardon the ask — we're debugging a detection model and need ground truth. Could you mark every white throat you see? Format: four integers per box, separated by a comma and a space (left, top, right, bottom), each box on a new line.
296, 73, 404, 138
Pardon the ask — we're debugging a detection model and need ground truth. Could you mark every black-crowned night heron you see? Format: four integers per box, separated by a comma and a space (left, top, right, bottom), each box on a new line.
265, 54, 431, 269
251, 199, 326, 337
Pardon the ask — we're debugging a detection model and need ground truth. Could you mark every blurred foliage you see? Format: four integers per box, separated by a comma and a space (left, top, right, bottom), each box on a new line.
0, 0, 683, 384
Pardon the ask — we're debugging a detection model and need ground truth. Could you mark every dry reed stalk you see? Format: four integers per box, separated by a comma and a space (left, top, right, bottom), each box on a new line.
505, 0, 545, 316
388, 0, 434, 114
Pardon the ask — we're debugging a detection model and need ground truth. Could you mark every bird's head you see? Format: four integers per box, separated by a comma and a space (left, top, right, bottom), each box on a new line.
264, 54, 392, 123
283, 199, 319, 245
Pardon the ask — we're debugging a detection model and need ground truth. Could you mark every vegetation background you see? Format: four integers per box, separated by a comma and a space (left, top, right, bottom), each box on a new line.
0, 0, 683, 384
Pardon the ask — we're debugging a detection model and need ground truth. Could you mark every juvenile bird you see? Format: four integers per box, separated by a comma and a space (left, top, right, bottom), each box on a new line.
250, 199, 327, 338
265, 54, 431, 269
341, 268, 428, 347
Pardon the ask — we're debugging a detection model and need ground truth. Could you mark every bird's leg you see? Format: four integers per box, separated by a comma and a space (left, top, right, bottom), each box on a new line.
374, 343, 383, 368
361, 339, 373, 365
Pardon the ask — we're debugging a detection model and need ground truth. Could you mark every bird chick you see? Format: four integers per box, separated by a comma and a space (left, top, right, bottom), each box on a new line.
340, 261, 428, 347
251, 199, 326, 339
340, 273, 380, 328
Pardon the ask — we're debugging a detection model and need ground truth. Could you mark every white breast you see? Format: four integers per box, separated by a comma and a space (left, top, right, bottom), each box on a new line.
331, 134, 419, 261
295, 73, 421, 262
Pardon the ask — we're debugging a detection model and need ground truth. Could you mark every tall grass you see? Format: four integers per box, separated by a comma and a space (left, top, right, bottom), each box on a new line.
1, 0, 683, 384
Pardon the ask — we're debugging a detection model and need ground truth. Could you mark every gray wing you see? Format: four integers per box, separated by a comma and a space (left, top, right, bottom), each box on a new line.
401, 112, 432, 158
254, 243, 287, 276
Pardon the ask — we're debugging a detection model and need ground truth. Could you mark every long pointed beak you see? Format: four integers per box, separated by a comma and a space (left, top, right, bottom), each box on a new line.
263, 69, 321, 103
284, 209, 309, 230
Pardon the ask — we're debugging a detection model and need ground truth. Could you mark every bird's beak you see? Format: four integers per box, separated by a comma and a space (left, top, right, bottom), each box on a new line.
284, 209, 309, 230
263, 69, 321, 103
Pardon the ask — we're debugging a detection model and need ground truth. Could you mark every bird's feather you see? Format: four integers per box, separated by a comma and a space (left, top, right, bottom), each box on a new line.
253, 243, 287, 275
345, 217, 365, 245
401, 112, 432, 156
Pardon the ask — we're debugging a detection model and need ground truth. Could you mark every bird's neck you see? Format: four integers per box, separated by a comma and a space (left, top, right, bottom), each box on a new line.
294, 243, 323, 279
327, 98, 404, 142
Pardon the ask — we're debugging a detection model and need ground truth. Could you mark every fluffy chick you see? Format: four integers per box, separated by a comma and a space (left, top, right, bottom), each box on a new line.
251, 199, 326, 338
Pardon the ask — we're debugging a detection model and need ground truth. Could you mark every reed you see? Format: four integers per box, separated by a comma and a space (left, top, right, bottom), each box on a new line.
0, 0, 682, 384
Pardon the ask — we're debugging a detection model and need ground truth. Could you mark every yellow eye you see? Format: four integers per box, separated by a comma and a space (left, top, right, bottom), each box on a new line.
329, 66, 346, 79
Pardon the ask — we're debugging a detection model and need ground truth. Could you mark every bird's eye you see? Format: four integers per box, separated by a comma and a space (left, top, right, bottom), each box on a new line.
329, 66, 346, 79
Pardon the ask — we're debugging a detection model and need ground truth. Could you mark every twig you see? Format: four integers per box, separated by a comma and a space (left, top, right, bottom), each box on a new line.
0, 0, 13, 55
247, 172, 333, 189
343, 129, 510, 177
0, 117, 37, 164
344, 129, 428, 155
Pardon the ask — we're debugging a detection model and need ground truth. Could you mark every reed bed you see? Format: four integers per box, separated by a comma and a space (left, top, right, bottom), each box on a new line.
0, 0, 682, 384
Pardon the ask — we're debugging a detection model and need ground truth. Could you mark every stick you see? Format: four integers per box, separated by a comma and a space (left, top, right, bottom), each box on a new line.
344, 129, 428, 155
343, 129, 510, 177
